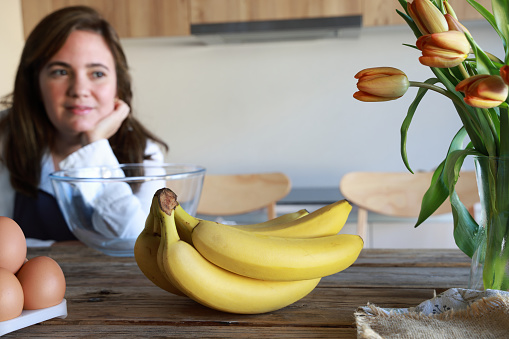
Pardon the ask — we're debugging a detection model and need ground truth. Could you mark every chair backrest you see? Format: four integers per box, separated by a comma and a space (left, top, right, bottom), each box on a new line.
196, 172, 291, 220
339, 171, 479, 239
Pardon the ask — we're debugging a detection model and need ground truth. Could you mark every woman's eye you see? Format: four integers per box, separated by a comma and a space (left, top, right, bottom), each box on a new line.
92, 71, 106, 78
50, 69, 68, 77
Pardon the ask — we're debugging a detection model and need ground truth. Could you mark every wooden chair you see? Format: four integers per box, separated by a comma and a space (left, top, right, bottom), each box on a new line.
196, 172, 291, 220
339, 171, 479, 240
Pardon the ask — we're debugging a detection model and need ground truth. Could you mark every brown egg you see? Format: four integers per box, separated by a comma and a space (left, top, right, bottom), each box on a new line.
16, 256, 66, 310
0, 217, 27, 274
0, 267, 24, 321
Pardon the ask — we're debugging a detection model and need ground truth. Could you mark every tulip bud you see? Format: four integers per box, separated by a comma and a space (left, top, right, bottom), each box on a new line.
353, 67, 410, 102
456, 74, 509, 108
443, 0, 458, 19
407, 0, 448, 35
501, 65, 509, 86
417, 30, 470, 68
445, 14, 471, 36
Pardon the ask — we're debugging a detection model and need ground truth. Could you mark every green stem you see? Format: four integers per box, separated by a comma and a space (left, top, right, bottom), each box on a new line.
458, 63, 469, 79
500, 105, 509, 158
409, 81, 460, 104
409, 81, 482, 133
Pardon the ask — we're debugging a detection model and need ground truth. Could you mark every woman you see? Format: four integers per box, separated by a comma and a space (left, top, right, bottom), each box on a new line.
0, 6, 168, 242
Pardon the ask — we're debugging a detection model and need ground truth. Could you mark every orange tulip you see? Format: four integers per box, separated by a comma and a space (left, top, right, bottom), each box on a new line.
445, 14, 471, 36
416, 30, 470, 68
407, 0, 448, 35
353, 67, 410, 102
456, 74, 508, 108
501, 65, 509, 86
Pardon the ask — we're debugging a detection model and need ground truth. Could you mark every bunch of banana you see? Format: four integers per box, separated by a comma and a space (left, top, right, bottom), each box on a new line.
134, 188, 363, 314
134, 201, 312, 293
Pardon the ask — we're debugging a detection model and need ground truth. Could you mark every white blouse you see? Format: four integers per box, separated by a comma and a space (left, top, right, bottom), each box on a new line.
0, 138, 164, 243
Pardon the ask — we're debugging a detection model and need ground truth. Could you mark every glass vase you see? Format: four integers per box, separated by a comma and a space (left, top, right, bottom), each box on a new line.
469, 155, 509, 290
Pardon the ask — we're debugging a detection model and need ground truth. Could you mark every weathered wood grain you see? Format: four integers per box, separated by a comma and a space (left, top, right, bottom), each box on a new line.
3, 246, 471, 338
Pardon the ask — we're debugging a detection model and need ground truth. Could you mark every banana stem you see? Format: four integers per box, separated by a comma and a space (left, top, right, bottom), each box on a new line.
156, 188, 181, 244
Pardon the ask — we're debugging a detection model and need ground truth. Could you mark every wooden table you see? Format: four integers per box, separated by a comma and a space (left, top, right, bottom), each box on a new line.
4, 246, 472, 338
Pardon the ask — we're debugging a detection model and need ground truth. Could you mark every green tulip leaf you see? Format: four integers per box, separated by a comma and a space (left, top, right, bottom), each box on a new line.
402, 43, 419, 50
452, 102, 488, 156
415, 128, 469, 227
500, 106, 509, 158
401, 78, 441, 173
465, 33, 498, 75
467, 0, 509, 61
396, 9, 421, 38
431, 67, 461, 95
449, 66, 465, 83
487, 106, 501, 139
437, 66, 463, 87
476, 107, 499, 156
415, 161, 449, 227
397, 0, 408, 12
443, 148, 478, 193
466, 0, 498, 31
450, 190, 479, 258
442, 148, 482, 258
436, 0, 445, 12
464, 62, 476, 76
492, 0, 509, 62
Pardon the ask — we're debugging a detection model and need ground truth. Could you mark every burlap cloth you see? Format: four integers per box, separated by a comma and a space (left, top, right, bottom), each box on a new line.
355, 288, 509, 338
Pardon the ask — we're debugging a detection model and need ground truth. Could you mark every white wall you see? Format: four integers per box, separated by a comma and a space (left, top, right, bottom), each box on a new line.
1, 1, 502, 189
0, 0, 24, 98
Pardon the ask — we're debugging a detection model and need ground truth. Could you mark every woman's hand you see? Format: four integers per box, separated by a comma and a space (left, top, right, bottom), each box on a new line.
80, 99, 130, 146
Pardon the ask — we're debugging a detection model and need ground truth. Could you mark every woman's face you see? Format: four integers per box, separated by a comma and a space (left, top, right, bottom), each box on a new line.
39, 30, 117, 141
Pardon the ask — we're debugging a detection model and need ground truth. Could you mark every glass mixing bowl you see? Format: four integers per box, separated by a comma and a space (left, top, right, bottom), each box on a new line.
50, 163, 205, 256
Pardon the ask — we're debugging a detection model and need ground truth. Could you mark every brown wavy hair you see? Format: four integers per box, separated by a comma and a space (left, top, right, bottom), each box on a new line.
0, 6, 168, 197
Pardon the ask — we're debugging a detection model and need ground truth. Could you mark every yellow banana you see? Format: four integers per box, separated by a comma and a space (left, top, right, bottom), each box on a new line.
192, 222, 363, 281
237, 200, 351, 237
134, 195, 184, 296
155, 188, 321, 314
175, 199, 351, 241
245, 208, 310, 226
174, 207, 309, 244
243, 208, 310, 226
